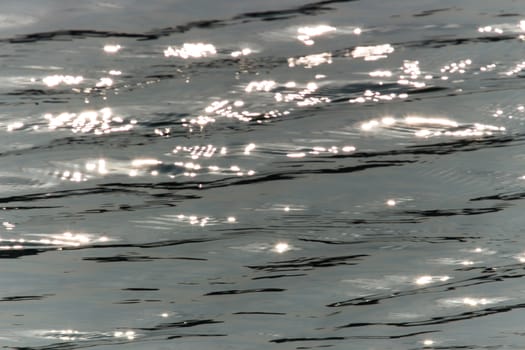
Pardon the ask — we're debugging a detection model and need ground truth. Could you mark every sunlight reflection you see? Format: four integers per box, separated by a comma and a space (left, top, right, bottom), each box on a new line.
43, 75, 83, 87
131, 158, 162, 167
439, 297, 509, 308
41, 329, 87, 341
288, 52, 332, 68
245, 80, 276, 93
114, 330, 136, 340
351, 44, 394, 61
360, 115, 504, 138
350, 90, 407, 104
7, 122, 24, 132
273, 242, 290, 253
231, 48, 252, 58
231, 241, 297, 253
423, 339, 434, 347
2, 232, 111, 250
96, 77, 113, 87
296, 25, 336, 45
45, 108, 134, 134
244, 143, 256, 155
414, 275, 450, 285
164, 43, 217, 59
103, 44, 121, 53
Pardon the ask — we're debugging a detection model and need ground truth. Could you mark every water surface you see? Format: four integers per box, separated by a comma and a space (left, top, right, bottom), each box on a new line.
3, 0, 525, 349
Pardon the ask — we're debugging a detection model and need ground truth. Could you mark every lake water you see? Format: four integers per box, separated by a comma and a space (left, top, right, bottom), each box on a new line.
3, 0, 525, 349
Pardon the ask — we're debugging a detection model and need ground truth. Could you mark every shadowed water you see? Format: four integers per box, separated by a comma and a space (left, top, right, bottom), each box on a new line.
2, 0, 525, 349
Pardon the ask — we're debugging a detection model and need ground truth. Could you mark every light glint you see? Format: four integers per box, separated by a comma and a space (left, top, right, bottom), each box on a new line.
351, 44, 394, 61
296, 25, 336, 45
274, 242, 290, 253
164, 43, 217, 59
103, 44, 121, 53
244, 143, 256, 155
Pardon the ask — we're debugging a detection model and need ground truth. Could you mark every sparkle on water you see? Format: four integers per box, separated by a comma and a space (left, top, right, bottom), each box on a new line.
3, 2, 525, 350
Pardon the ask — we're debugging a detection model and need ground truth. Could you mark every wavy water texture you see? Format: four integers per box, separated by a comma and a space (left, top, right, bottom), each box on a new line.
3, 0, 525, 349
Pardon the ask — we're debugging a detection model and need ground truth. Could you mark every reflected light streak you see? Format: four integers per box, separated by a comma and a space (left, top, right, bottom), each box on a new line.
131, 159, 162, 167
273, 242, 290, 253
405, 116, 458, 127
287, 152, 306, 158
288, 52, 332, 68
103, 44, 121, 53
244, 143, 256, 155
114, 330, 136, 340
414, 275, 450, 285
423, 339, 434, 347
245, 80, 276, 93
231, 48, 252, 58
297, 25, 336, 45
351, 44, 394, 61
439, 296, 510, 308
43, 75, 83, 87
44, 107, 134, 134
96, 77, 113, 87
386, 199, 396, 206
7, 122, 24, 132
9, 232, 111, 250
164, 43, 217, 59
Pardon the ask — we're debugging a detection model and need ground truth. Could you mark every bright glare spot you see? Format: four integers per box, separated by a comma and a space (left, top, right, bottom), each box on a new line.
284, 206, 290, 212
2, 222, 15, 230
369, 70, 392, 78
43, 75, 83, 87
7, 122, 24, 132
96, 77, 113, 87
274, 242, 290, 253
415, 275, 432, 285
164, 43, 217, 59
98, 159, 108, 174
245, 80, 276, 93
306, 82, 318, 91
405, 116, 458, 127
423, 339, 434, 346
381, 117, 396, 125
227, 216, 236, 223
361, 120, 379, 131
351, 44, 394, 61
113, 330, 135, 340
353, 27, 362, 35
287, 152, 306, 158
131, 159, 161, 167
244, 143, 256, 155
297, 25, 336, 45
463, 297, 488, 307
288, 52, 332, 68
231, 48, 252, 58
387, 199, 396, 206
103, 44, 121, 53
109, 70, 122, 75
